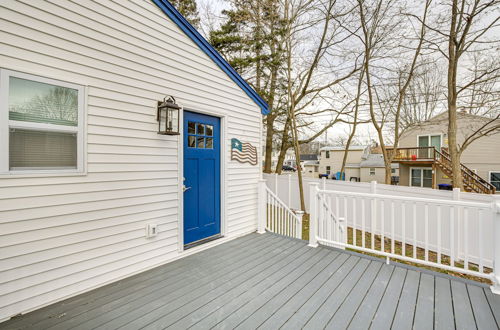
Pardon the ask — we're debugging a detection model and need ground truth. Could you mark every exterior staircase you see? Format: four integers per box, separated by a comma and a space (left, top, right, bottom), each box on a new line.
435, 148, 496, 194
389, 147, 496, 194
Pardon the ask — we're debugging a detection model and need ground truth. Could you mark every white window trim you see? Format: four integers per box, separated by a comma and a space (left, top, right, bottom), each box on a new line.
0, 69, 86, 175
369, 168, 376, 175
416, 133, 443, 148
409, 166, 433, 188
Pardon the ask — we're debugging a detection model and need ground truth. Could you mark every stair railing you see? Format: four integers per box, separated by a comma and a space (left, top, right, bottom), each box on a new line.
437, 149, 496, 194
257, 180, 303, 239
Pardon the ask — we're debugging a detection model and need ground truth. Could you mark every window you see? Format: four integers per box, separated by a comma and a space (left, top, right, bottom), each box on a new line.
369, 168, 376, 176
490, 172, 500, 191
391, 168, 396, 174
187, 121, 213, 149
0, 70, 85, 173
410, 168, 433, 188
418, 134, 441, 158
325, 151, 330, 158
326, 166, 331, 174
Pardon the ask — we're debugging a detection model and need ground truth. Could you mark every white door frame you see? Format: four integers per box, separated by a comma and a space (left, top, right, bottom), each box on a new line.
416, 133, 443, 148
177, 108, 227, 252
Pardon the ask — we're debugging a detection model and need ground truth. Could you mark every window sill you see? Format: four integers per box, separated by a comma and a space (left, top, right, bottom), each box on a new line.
0, 170, 87, 179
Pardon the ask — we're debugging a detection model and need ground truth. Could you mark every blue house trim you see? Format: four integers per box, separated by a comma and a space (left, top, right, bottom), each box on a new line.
151, 0, 270, 115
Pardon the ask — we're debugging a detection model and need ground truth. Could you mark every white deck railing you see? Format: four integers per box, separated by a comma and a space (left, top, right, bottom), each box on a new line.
258, 180, 303, 239
307, 181, 500, 293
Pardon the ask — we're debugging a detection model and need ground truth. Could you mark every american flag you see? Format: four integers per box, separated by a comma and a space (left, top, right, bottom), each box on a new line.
231, 138, 257, 165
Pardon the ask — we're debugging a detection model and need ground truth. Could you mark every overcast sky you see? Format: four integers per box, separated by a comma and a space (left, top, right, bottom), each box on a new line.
194, 0, 402, 146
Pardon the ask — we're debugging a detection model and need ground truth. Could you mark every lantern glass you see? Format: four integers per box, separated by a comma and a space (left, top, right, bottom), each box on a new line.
159, 107, 167, 133
169, 107, 179, 133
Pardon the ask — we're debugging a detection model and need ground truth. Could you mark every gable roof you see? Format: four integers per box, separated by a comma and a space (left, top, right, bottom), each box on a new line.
152, 0, 269, 115
300, 154, 319, 161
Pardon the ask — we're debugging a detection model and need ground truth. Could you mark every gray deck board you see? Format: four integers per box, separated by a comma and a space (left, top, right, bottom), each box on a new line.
369, 266, 407, 329
347, 264, 395, 330
280, 255, 360, 329
30, 233, 269, 330
413, 273, 435, 330
3, 233, 265, 330
256, 253, 349, 330
190, 249, 341, 330
434, 277, 455, 330
302, 258, 371, 329
484, 288, 500, 328
387, 269, 420, 330
214, 248, 332, 330
324, 260, 382, 329
451, 280, 477, 330
52, 234, 296, 330
156, 246, 330, 329
227, 250, 338, 329
468, 284, 498, 330
92, 237, 304, 330
1, 232, 498, 330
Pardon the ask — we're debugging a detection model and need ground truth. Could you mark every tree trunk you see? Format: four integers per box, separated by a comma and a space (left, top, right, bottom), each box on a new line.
341, 68, 364, 176
447, 0, 463, 190
275, 143, 289, 174
263, 114, 275, 173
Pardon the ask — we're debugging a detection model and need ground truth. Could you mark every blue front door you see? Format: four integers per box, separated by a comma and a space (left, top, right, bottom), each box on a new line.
183, 111, 221, 245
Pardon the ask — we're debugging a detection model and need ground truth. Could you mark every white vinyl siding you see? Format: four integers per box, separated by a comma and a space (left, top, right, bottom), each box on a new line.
0, 0, 261, 321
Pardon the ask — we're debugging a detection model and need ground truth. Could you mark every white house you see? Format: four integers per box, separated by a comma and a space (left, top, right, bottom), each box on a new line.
0, 0, 268, 322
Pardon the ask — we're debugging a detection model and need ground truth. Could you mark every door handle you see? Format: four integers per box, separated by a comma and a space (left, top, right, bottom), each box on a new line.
183, 185, 191, 192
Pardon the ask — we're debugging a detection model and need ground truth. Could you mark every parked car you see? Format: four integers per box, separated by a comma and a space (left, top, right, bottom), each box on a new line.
282, 165, 296, 172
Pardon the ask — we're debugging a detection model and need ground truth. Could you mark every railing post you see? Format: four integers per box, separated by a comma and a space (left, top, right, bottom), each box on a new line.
453, 187, 462, 260
288, 174, 292, 207
370, 181, 377, 194
257, 179, 267, 234
370, 181, 377, 244
308, 182, 320, 247
295, 210, 304, 240
275, 173, 278, 196
491, 196, 500, 294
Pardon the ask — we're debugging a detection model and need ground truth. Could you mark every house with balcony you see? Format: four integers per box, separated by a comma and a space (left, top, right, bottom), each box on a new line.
389, 112, 500, 193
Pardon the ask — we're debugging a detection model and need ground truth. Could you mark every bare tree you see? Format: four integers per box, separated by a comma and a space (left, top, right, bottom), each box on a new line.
274, 0, 361, 177
399, 60, 444, 131
358, 0, 431, 184
341, 66, 365, 176
422, 0, 500, 189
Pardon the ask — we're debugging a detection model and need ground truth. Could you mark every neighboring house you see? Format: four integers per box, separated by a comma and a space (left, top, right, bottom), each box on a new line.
392, 112, 500, 193
318, 145, 397, 183
283, 149, 296, 168
319, 145, 367, 180
0, 0, 268, 322
359, 154, 399, 184
300, 154, 319, 177
302, 159, 320, 178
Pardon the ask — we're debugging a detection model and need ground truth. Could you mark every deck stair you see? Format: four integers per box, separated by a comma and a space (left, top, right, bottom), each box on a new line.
389, 147, 496, 194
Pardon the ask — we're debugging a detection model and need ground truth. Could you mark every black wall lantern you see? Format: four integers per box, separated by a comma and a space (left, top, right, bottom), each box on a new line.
157, 96, 181, 135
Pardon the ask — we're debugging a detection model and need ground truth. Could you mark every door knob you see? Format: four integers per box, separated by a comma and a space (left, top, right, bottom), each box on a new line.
183, 185, 191, 192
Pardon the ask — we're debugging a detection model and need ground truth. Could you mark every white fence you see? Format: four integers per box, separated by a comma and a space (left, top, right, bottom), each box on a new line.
260, 174, 500, 291
264, 173, 496, 213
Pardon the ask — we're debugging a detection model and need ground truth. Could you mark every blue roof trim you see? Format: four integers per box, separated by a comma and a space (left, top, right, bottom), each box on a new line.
151, 0, 270, 115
